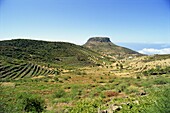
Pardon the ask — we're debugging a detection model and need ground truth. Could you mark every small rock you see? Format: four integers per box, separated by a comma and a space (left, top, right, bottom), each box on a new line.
133, 100, 139, 105
140, 91, 146, 96
110, 105, 122, 111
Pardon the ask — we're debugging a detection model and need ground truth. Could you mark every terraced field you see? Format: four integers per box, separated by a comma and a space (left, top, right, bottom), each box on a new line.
0, 60, 56, 80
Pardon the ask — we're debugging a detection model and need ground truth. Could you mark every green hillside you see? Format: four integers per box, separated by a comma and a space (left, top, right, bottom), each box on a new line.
0, 39, 110, 68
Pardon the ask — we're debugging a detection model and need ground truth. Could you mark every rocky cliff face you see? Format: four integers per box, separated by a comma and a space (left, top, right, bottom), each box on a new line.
84, 37, 114, 48
87, 37, 111, 43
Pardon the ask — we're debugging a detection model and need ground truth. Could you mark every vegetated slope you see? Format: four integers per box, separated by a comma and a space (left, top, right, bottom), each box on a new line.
123, 54, 170, 73
83, 37, 141, 58
0, 39, 110, 68
0, 58, 56, 80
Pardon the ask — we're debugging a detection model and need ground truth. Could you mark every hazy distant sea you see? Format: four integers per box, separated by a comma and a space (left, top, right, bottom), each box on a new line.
116, 43, 170, 55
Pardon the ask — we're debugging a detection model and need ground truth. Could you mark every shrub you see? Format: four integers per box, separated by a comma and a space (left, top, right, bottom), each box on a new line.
63, 76, 71, 81
143, 71, 148, 76
136, 73, 142, 79
120, 63, 123, 69
17, 93, 46, 113
108, 79, 114, 83
93, 79, 96, 82
76, 71, 87, 75
99, 93, 106, 98
53, 89, 66, 98
98, 80, 105, 83
54, 76, 59, 82
59, 80, 63, 83
116, 84, 127, 93
23, 96, 45, 112
54, 70, 60, 75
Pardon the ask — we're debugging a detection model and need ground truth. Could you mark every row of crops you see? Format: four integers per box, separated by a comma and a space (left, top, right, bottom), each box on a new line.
0, 60, 56, 79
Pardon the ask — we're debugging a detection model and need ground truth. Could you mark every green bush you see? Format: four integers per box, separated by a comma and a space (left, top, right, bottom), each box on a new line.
108, 79, 114, 83
53, 89, 66, 98
116, 84, 127, 93
22, 95, 46, 112
13, 93, 46, 112
54, 76, 59, 82
55, 70, 60, 75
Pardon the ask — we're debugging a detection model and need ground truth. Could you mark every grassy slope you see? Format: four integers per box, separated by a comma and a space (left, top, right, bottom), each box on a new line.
0, 39, 111, 68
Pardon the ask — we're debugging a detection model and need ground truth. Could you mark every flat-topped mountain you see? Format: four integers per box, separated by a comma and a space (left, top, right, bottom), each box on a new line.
84, 37, 141, 58
87, 37, 111, 42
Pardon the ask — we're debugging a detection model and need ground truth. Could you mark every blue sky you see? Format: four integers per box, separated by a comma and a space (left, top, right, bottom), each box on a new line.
0, 0, 170, 45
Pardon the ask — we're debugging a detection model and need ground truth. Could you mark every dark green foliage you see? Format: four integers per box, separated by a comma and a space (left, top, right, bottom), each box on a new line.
21, 94, 46, 113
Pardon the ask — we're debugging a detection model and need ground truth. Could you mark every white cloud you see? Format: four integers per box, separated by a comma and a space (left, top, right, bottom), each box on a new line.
138, 48, 170, 55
